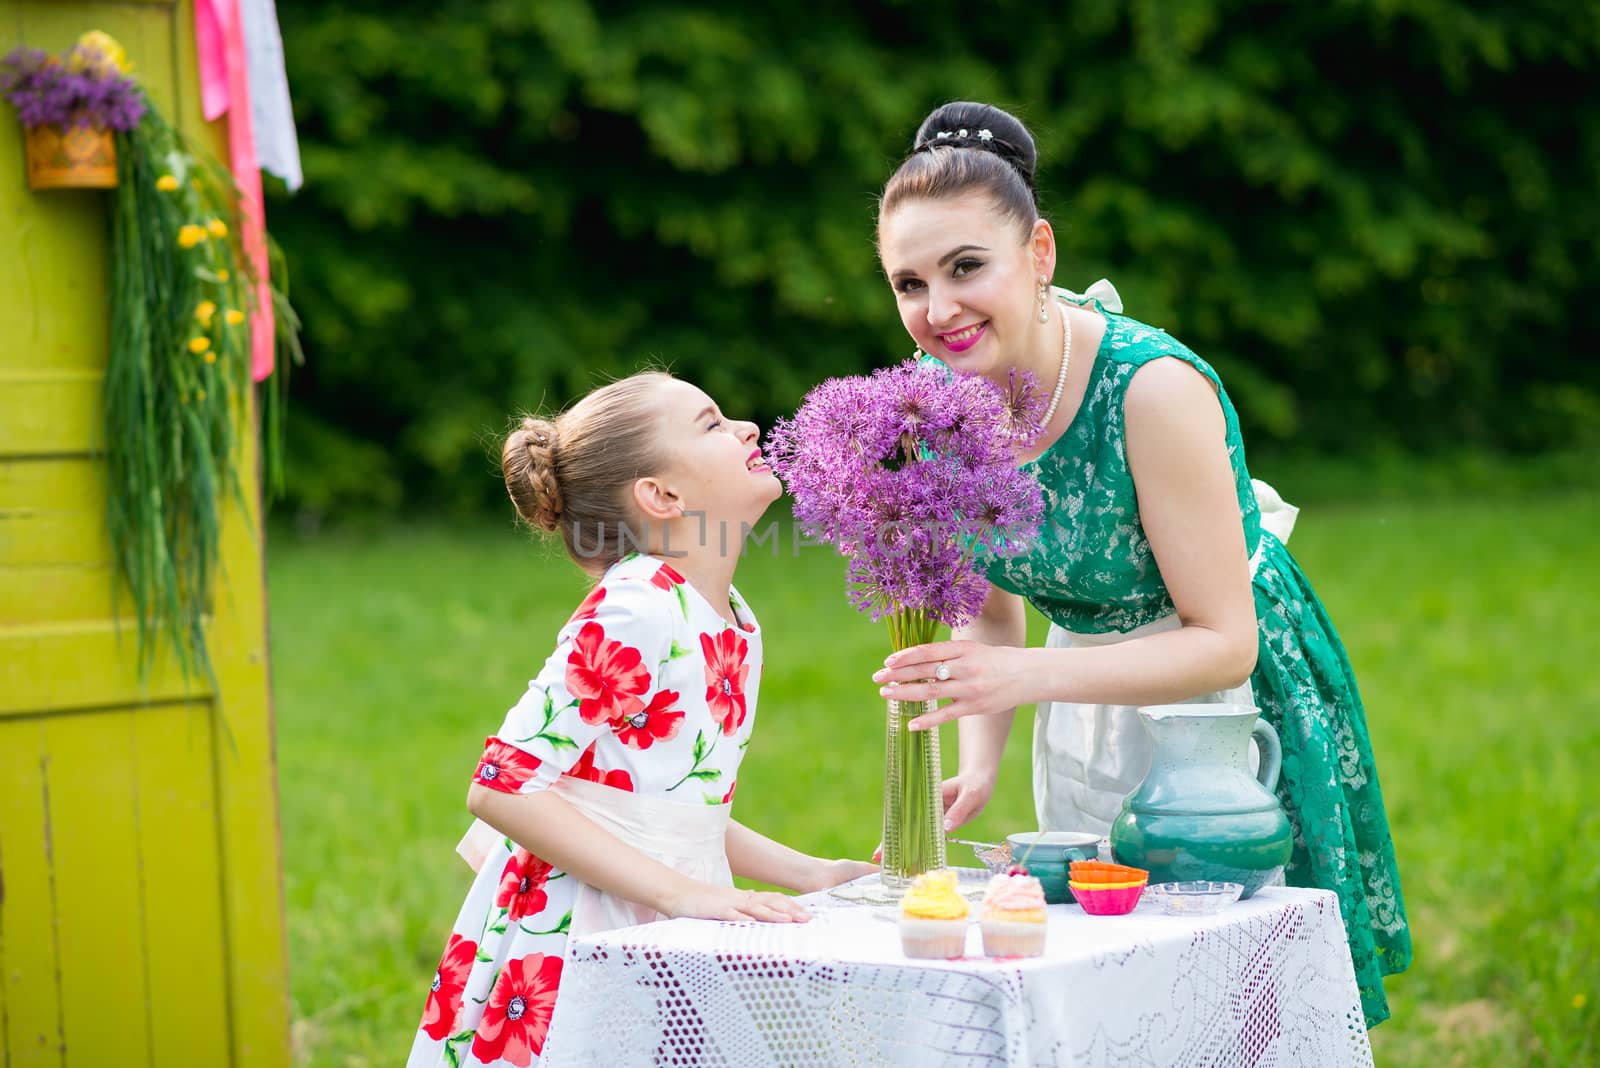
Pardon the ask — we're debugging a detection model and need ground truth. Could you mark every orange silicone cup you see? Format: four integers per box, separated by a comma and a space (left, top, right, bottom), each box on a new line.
1069, 862, 1149, 884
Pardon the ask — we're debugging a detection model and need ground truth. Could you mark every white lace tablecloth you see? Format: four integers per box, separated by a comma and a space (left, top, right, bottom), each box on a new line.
540, 882, 1372, 1067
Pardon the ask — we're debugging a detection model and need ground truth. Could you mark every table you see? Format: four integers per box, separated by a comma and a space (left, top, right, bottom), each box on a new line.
540, 881, 1373, 1067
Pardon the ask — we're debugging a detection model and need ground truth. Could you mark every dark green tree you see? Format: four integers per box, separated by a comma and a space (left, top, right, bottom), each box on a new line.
272, 0, 1600, 513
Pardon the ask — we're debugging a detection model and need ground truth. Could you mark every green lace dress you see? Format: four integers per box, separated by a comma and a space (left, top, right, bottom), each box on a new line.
975, 290, 1412, 1027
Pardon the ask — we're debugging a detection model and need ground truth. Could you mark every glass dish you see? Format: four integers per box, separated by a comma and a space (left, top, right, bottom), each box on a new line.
1146, 881, 1245, 916
949, 838, 1011, 874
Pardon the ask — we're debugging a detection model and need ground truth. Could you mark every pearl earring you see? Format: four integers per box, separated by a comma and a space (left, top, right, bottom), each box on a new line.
1037, 275, 1050, 324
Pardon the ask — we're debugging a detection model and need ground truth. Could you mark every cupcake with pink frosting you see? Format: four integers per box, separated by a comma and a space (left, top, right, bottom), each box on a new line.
980, 873, 1048, 957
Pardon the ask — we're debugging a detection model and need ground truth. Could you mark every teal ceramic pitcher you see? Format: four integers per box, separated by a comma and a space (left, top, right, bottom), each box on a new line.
1109, 704, 1292, 898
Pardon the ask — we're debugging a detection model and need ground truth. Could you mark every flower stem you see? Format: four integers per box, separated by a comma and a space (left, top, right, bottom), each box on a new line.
881, 605, 946, 886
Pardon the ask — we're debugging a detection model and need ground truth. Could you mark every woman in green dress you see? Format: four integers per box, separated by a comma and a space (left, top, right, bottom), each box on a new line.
869, 101, 1411, 1027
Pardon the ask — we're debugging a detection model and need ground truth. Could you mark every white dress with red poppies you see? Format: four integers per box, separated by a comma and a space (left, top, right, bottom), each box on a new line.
408, 553, 761, 1068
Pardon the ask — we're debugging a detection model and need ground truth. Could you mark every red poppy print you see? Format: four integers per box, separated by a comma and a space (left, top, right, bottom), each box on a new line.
612, 689, 685, 750
568, 743, 636, 792
419, 933, 477, 1041
470, 952, 563, 1067
496, 849, 555, 921
702, 629, 751, 736
650, 563, 686, 590
566, 621, 651, 725
474, 737, 543, 793
722, 780, 737, 804
567, 584, 607, 626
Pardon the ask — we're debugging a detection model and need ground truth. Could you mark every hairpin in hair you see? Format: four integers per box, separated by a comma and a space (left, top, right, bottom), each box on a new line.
931, 128, 994, 143
917, 128, 1003, 156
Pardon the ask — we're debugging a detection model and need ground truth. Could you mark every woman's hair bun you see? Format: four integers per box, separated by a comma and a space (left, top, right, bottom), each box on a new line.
504, 416, 564, 533
913, 101, 1037, 190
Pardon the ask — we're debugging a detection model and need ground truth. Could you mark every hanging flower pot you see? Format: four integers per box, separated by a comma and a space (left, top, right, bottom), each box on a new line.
24, 116, 117, 188
4, 33, 143, 190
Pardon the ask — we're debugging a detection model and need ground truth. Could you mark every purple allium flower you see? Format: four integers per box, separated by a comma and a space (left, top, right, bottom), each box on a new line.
2, 45, 146, 132
767, 359, 1047, 634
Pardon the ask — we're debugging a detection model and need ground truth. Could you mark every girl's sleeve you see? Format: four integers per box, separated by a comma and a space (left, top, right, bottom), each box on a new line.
469, 577, 673, 795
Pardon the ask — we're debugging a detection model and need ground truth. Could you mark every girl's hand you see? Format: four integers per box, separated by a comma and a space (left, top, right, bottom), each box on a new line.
806, 857, 878, 892
872, 641, 1030, 729
665, 883, 812, 924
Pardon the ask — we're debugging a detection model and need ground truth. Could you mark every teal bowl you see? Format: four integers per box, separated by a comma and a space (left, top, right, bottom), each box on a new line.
1006, 831, 1101, 905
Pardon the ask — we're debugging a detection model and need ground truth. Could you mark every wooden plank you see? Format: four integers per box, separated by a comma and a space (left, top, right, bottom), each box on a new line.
0, 621, 212, 716
169, 4, 293, 1060
0, 718, 67, 1067
207, 445, 293, 1068
0, 456, 112, 570
0, 565, 119, 625
0, 373, 103, 458
43, 710, 152, 1068
0, 517, 109, 570
0, 456, 101, 510
0, 501, 110, 563
0, 522, 109, 570
0, 216, 109, 377
133, 702, 232, 1068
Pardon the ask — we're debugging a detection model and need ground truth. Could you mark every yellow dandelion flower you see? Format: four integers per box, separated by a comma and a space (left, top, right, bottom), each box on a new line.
224, 309, 246, 326
196, 389, 207, 402
204, 351, 217, 364
206, 218, 228, 238
217, 269, 230, 282
1577, 994, 1589, 1010
188, 337, 211, 354
195, 300, 217, 324
177, 225, 208, 249
157, 175, 180, 192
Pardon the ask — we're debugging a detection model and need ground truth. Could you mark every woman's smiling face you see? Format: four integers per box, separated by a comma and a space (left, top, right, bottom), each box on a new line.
878, 192, 1053, 378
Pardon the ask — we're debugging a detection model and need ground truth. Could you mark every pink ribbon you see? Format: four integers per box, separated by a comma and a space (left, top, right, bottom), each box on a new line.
195, 0, 274, 383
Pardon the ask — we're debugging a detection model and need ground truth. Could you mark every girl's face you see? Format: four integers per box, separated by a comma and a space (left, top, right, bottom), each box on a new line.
878, 193, 1054, 379
650, 378, 780, 534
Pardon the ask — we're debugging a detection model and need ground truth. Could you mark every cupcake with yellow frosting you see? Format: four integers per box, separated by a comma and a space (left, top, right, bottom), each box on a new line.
979, 873, 1048, 957
898, 869, 971, 959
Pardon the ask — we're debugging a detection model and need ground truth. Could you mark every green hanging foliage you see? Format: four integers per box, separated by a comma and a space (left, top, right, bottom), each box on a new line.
106, 99, 301, 685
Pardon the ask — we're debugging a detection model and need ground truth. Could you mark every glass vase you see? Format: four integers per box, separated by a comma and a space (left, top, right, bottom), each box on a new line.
880, 695, 946, 891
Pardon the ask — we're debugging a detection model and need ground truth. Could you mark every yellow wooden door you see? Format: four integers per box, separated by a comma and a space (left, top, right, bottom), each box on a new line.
0, 3, 290, 1065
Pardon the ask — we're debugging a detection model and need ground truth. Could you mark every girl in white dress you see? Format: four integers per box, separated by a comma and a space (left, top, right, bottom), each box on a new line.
408, 372, 873, 1068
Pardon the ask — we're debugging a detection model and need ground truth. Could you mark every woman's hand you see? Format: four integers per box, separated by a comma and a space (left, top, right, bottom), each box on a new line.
664, 882, 813, 924
939, 770, 995, 832
872, 640, 1031, 730
868, 771, 994, 858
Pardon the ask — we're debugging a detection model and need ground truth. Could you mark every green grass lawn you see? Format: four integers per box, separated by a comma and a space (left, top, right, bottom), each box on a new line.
268, 489, 1599, 1066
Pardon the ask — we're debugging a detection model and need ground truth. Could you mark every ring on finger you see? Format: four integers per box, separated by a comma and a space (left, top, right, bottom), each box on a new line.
934, 661, 952, 681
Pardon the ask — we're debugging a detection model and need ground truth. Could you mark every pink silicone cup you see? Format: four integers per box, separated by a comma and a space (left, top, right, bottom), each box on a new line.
1070, 881, 1146, 915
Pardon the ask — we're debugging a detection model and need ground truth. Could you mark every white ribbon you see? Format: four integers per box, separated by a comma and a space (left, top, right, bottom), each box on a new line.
1053, 277, 1124, 314
1252, 478, 1300, 544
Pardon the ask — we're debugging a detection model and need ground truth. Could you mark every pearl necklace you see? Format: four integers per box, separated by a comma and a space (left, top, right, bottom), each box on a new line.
1040, 299, 1073, 427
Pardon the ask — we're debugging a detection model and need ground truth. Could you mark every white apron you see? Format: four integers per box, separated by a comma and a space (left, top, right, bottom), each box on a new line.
1033, 480, 1298, 835
455, 775, 733, 937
